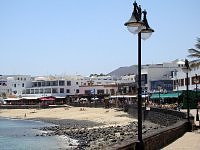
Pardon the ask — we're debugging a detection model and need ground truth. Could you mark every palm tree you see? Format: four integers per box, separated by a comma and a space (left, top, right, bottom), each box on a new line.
188, 38, 200, 67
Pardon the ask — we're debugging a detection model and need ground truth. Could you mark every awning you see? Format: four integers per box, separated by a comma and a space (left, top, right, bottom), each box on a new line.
21, 97, 39, 100
39, 96, 55, 101
150, 92, 181, 99
110, 95, 148, 98
55, 96, 66, 99
110, 95, 137, 98
4, 98, 21, 101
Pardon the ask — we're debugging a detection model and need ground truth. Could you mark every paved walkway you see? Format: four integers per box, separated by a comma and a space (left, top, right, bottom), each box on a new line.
162, 130, 200, 150
162, 109, 200, 150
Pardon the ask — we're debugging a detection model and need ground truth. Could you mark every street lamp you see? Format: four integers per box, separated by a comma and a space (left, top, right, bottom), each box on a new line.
182, 59, 192, 131
194, 74, 199, 121
124, 1, 154, 149
158, 85, 162, 105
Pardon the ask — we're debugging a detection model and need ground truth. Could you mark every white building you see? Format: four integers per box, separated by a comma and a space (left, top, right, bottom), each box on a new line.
120, 74, 135, 83
173, 64, 200, 91
0, 75, 32, 97
2, 59, 198, 100
141, 59, 184, 92
79, 75, 117, 96
22, 75, 83, 98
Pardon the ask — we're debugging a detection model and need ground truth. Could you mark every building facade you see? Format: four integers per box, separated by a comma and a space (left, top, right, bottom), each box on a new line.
173, 65, 200, 91
142, 59, 184, 93
22, 76, 82, 98
0, 75, 32, 97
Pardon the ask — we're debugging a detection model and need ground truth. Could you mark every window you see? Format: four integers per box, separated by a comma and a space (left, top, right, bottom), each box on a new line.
85, 90, 91, 95
97, 89, 104, 95
52, 88, 58, 93
13, 91, 17, 94
110, 89, 115, 95
35, 89, 39, 94
67, 81, 71, 86
22, 83, 24, 87
41, 82, 45, 86
22, 90, 26, 94
46, 81, 51, 86
38, 82, 41, 87
26, 89, 30, 94
33, 82, 37, 87
31, 89, 34, 94
50, 81, 58, 86
45, 88, 51, 93
178, 79, 181, 86
59, 80, 65, 86
40, 89, 44, 94
181, 79, 184, 86
173, 80, 177, 89
185, 78, 190, 85
14, 84, 16, 87
76, 82, 79, 85
60, 88, 64, 93
66, 89, 70, 93
76, 89, 79, 93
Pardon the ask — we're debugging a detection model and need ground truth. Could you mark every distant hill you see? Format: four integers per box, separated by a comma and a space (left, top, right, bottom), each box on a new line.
107, 65, 138, 78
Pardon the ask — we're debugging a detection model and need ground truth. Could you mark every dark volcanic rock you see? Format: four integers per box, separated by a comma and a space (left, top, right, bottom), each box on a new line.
31, 117, 165, 149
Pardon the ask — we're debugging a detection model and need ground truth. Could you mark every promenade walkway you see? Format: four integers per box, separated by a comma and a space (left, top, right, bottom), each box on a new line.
162, 109, 200, 150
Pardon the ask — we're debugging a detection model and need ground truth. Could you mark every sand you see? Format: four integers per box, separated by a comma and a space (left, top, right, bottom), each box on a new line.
0, 106, 136, 126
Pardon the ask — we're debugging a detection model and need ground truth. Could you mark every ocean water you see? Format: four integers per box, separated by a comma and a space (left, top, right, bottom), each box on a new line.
0, 117, 75, 150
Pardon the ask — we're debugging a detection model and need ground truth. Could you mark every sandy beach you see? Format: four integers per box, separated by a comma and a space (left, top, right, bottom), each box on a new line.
0, 106, 135, 126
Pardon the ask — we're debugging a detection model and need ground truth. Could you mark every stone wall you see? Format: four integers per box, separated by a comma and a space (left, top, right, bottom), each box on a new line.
127, 105, 187, 126
109, 105, 189, 150
144, 107, 186, 126
143, 120, 188, 150
110, 120, 188, 150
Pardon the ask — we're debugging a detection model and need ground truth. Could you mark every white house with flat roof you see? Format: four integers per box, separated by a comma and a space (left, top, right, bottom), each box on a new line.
22, 75, 83, 98
173, 65, 200, 91
141, 59, 185, 93
79, 75, 117, 96
0, 75, 32, 97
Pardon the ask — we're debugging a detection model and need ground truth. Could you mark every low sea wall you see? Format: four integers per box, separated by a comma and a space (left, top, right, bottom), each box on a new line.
109, 120, 188, 150
109, 105, 189, 150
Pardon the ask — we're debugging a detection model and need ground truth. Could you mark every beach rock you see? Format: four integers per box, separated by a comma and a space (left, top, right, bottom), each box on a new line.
35, 116, 165, 149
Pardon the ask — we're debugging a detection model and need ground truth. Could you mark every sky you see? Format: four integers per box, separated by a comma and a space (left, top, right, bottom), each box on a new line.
0, 0, 199, 76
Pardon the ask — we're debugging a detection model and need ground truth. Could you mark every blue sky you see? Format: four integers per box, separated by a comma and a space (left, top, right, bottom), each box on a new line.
0, 0, 199, 76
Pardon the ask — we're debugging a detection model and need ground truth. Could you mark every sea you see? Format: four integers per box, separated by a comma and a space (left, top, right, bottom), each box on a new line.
0, 117, 78, 150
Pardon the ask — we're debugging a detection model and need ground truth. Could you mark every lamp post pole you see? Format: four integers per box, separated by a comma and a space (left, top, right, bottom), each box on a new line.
186, 70, 190, 123
158, 86, 161, 105
176, 80, 180, 111
195, 74, 199, 121
184, 59, 191, 130
137, 32, 143, 144
124, 1, 154, 149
